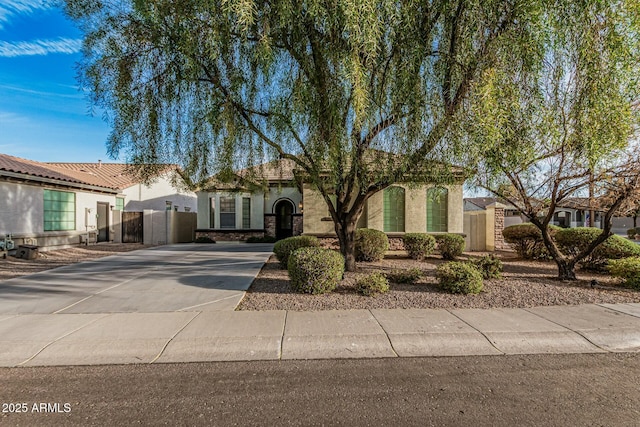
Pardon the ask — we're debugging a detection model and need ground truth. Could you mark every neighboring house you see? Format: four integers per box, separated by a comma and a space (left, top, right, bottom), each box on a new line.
47, 162, 197, 213
0, 153, 197, 249
196, 159, 464, 245
551, 197, 604, 229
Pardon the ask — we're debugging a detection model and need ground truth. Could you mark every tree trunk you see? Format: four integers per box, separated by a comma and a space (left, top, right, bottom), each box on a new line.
555, 258, 577, 281
336, 219, 358, 272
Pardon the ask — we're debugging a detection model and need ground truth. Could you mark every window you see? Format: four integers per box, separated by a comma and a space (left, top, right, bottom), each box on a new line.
209, 197, 215, 228
44, 190, 75, 231
219, 197, 236, 228
115, 197, 124, 211
427, 187, 448, 232
242, 197, 251, 229
383, 186, 405, 232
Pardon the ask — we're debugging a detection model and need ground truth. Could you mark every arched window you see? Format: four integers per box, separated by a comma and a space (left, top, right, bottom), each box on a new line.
383, 186, 405, 232
427, 187, 448, 232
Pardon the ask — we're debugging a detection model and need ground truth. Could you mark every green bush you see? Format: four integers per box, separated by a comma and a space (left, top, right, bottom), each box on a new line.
502, 223, 560, 260
403, 233, 436, 260
385, 268, 423, 284
555, 227, 640, 271
628, 228, 638, 239
608, 257, 640, 290
194, 236, 215, 243
470, 254, 503, 279
355, 228, 389, 262
287, 247, 344, 294
435, 234, 465, 260
436, 261, 484, 294
246, 235, 277, 243
356, 272, 390, 296
273, 236, 320, 268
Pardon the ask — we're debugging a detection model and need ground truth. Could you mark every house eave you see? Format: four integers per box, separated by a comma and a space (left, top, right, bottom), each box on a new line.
0, 171, 120, 194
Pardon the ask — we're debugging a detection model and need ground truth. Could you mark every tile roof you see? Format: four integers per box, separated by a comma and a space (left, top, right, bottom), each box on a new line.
0, 153, 120, 191
46, 162, 167, 190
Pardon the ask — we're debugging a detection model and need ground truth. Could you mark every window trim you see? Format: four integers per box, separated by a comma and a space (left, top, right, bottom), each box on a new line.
219, 196, 236, 229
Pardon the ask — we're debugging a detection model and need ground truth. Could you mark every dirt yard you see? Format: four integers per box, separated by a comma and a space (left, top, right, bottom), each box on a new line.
0, 243, 151, 281
237, 251, 640, 311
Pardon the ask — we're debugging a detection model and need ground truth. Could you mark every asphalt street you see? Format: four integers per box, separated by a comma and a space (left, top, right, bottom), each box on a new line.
1, 353, 639, 426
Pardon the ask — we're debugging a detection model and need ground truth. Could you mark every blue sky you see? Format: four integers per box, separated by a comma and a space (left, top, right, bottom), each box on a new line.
0, 0, 114, 163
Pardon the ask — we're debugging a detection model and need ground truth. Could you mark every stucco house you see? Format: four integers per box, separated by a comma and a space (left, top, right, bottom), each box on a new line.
0, 153, 196, 249
48, 162, 197, 213
196, 159, 464, 245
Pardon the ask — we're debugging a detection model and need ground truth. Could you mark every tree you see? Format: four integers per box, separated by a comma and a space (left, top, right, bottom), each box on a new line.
465, 1, 640, 280
65, 0, 548, 270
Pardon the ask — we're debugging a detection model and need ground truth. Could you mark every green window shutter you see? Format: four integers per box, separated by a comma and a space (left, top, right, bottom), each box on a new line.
383, 186, 405, 232
427, 188, 448, 232
43, 190, 76, 231
242, 197, 251, 229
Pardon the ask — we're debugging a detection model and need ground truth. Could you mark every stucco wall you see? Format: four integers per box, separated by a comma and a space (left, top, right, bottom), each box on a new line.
303, 183, 464, 235
265, 186, 302, 215
0, 181, 42, 235
302, 184, 335, 234
197, 191, 266, 230
0, 181, 119, 249
122, 173, 197, 212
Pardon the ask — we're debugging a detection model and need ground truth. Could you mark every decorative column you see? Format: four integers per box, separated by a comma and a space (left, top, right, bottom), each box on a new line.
486, 202, 506, 251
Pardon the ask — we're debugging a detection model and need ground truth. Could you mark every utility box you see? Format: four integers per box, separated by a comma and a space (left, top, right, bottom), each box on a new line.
16, 245, 38, 260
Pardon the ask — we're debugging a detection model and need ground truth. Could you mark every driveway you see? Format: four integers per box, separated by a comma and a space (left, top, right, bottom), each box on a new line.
0, 243, 274, 315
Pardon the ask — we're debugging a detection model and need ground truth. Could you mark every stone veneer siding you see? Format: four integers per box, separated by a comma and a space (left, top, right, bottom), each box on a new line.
493, 206, 505, 250
264, 215, 276, 238
195, 229, 264, 241
293, 214, 303, 236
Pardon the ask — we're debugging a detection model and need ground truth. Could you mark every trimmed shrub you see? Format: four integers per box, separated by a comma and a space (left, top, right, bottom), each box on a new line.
470, 254, 503, 279
436, 262, 484, 294
403, 233, 436, 260
356, 272, 390, 296
246, 236, 277, 243
502, 223, 560, 260
435, 234, 465, 260
355, 228, 389, 262
555, 227, 640, 271
386, 268, 423, 284
627, 228, 637, 239
194, 236, 215, 243
287, 247, 344, 294
608, 257, 640, 290
273, 236, 320, 268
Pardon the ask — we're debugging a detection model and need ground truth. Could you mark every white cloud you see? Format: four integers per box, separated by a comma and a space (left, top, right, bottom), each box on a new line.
0, 0, 52, 30
0, 111, 28, 123
0, 37, 82, 57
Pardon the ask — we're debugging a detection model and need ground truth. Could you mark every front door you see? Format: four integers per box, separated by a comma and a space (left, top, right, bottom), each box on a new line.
97, 202, 110, 242
275, 200, 294, 240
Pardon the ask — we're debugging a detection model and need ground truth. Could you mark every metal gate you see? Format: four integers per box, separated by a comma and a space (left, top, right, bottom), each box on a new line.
122, 211, 144, 243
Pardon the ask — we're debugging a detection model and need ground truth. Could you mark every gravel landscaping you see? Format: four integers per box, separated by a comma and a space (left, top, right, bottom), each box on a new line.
237, 251, 640, 311
0, 243, 151, 281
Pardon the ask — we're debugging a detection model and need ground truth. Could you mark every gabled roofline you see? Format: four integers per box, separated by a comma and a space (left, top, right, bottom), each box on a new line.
1, 170, 120, 194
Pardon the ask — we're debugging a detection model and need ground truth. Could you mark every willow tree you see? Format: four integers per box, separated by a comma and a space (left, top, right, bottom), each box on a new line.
65, 0, 542, 270
465, 1, 640, 280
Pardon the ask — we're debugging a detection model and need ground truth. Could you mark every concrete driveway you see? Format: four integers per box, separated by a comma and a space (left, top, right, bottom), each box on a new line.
0, 243, 274, 315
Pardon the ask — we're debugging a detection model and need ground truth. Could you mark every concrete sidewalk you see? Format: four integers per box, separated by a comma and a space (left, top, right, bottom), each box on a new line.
2, 303, 639, 367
